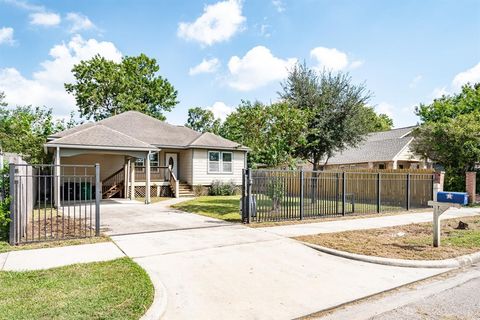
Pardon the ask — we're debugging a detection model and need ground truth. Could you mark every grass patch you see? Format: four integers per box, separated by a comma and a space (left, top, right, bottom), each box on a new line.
137, 197, 171, 204
0, 236, 110, 254
171, 195, 241, 222
0, 258, 153, 320
296, 216, 480, 260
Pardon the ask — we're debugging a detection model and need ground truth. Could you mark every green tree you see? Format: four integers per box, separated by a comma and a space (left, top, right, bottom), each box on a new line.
186, 107, 221, 134
0, 92, 77, 164
359, 106, 393, 132
65, 54, 178, 121
280, 63, 372, 170
412, 83, 480, 191
221, 101, 305, 168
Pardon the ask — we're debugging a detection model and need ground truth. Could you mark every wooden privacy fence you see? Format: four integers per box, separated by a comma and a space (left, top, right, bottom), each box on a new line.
241, 169, 434, 223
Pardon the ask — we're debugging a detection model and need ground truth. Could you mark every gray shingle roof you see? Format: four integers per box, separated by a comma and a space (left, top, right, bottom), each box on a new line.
326, 126, 417, 165
48, 111, 248, 151
47, 124, 158, 150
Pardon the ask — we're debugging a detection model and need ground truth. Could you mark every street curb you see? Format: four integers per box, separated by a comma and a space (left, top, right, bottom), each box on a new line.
303, 242, 480, 268
140, 267, 168, 320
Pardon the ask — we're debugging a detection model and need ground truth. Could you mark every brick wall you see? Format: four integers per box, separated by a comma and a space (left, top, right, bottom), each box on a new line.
466, 172, 477, 204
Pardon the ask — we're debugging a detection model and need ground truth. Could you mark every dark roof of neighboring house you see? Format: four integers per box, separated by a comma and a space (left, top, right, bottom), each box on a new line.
325, 126, 417, 165
47, 111, 248, 151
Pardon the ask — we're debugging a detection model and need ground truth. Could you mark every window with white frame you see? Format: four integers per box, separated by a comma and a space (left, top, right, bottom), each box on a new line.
208, 151, 233, 173
135, 152, 159, 172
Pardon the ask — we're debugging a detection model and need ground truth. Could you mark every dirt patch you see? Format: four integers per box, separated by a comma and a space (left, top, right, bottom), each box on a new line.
295, 216, 480, 260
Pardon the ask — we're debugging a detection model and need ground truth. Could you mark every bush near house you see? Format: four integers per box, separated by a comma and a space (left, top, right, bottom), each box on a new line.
209, 180, 240, 196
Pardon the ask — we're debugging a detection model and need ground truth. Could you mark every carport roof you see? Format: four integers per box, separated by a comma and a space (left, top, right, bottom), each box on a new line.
47, 111, 249, 151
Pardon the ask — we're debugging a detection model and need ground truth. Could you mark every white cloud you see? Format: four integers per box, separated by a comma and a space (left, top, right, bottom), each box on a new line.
409, 75, 422, 88
0, 35, 122, 116
431, 87, 449, 99
0, 27, 15, 45
452, 62, 480, 90
4, 0, 44, 12
189, 58, 220, 75
207, 101, 233, 120
29, 12, 61, 26
260, 24, 271, 37
310, 47, 363, 72
177, 0, 245, 46
66, 12, 95, 33
227, 46, 297, 91
376, 102, 395, 118
272, 0, 285, 12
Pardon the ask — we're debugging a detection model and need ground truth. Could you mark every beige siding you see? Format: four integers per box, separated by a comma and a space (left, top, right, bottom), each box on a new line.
192, 149, 246, 186
61, 154, 125, 181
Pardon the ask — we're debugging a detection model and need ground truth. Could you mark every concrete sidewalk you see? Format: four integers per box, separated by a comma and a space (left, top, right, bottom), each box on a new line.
258, 207, 480, 237
0, 242, 125, 271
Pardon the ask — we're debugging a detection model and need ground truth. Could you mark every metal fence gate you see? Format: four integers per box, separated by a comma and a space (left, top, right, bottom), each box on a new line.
241, 169, 434, 223
8, 164, 101, 245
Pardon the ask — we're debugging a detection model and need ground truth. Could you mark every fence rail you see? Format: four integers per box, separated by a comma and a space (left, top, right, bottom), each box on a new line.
241, 169, 434, 223
8, 163, 100, 245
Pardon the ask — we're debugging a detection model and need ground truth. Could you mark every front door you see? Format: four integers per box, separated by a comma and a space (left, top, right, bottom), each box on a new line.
165, 153, 178, 178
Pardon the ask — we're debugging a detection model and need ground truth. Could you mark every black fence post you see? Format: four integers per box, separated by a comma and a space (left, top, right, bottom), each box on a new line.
376, 172, 381, 213
9, 163, 15, 245
299, 170, 304, 220
246, 168, 252, 224
241, 169, 246, 222
342, 172, 346, 216
406, 173, 411, 210
95, 163, 101, 236
335, 172, 339, 214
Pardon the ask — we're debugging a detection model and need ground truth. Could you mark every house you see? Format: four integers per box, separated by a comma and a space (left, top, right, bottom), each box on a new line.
319, 126, 432, 170
45, 111, 249, 203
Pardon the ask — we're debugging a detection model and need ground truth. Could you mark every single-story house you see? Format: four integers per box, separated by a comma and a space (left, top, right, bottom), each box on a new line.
317, 126, 432, 170
45, 111, 248, 203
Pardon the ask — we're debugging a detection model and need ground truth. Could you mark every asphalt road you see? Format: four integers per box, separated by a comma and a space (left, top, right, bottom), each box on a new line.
372, 271, 480, 320
318, 264, 480, 320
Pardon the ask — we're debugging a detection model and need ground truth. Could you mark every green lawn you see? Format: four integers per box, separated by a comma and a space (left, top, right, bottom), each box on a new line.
171, 195, 242, 222
0, 236, 111, 254
0, 258, 154, 320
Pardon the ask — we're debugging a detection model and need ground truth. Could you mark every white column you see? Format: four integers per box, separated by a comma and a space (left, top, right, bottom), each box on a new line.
130, 160, 135, 200
145, 152, 151, 204
54, 147, 61, 208
392, 160, 398, 170
124, 159, 129, 198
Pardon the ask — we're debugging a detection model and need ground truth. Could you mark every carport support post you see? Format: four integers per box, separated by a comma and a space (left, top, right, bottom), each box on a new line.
9, 163, 16, 245
95, 163, 100, 236
54, 146, 61, 208
145, 152, 151, 204
130, 160, 135, 200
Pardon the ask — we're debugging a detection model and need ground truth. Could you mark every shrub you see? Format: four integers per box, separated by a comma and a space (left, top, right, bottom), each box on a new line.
193, 185, 209, 197
0, 166, 10, 240
209, 180, 239, 196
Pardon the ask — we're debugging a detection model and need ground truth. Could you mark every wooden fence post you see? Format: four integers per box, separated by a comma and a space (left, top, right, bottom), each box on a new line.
342, 172, 346, 216
377, 172, 381, 213
406, 173, 411, 210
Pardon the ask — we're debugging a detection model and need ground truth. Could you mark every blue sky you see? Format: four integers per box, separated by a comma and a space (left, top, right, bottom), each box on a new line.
0, 0, 479, 127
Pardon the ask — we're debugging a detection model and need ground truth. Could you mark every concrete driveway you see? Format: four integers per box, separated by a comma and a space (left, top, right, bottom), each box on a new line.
107, 200, 450, 320
100, 198, 230, 235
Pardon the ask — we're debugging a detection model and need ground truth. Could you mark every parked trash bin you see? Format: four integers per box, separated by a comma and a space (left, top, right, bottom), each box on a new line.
436, 191, 468, 205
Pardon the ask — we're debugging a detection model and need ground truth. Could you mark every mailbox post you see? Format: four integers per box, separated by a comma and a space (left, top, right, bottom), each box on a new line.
428, 201, 461, 247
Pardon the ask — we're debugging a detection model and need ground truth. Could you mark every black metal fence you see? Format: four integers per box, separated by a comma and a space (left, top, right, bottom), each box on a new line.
241, 169, 434, 223
8, 163, 100, 245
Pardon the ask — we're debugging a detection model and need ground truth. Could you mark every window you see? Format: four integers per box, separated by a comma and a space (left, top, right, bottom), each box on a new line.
378, 163, 385, 170
208, 151, 233, 173
135, 152, 159, 172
